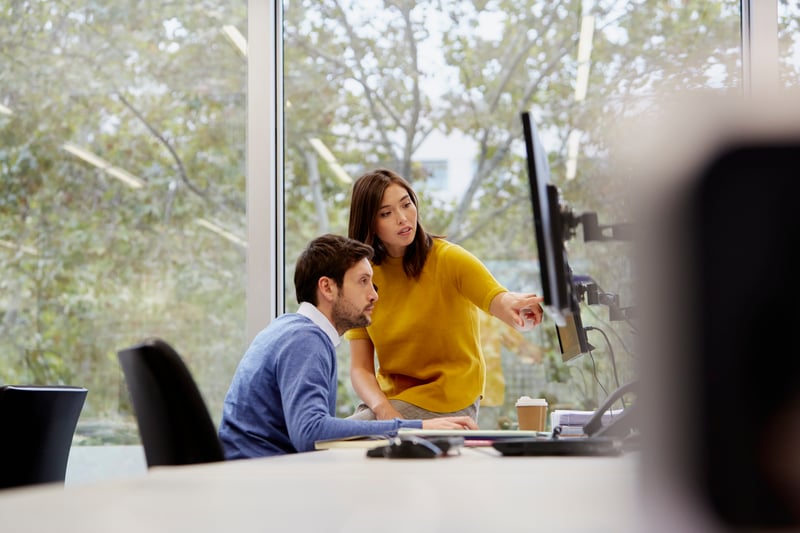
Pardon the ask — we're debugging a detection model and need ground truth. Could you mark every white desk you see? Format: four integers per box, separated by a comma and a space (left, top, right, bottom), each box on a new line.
0, 447, 644, 532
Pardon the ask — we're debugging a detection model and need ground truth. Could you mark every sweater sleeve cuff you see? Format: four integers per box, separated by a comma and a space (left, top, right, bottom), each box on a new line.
396, 418, 423, 430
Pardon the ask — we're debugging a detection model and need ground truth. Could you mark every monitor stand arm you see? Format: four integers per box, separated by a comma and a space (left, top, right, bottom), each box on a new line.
580, 212, 635, 241
574, 279, 636, 322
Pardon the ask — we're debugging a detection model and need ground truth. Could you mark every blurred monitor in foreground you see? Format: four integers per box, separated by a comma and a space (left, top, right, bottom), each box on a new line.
635, 95, 800, 531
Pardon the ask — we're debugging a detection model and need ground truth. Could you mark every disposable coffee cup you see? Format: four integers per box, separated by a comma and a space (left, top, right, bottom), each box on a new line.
516, 396, 548, 431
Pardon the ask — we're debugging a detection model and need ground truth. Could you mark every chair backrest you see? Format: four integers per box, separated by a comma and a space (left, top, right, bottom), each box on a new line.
117, 338, 224, 467
0, 385, 87, 490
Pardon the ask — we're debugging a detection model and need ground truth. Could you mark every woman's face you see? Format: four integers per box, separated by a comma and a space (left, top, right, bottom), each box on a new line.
374, 183, 417, 258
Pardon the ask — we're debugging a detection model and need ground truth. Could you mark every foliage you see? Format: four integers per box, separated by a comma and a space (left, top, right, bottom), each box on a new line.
0, 1, 248, 432
283, 0, 741, 416
1, 0, 745, 441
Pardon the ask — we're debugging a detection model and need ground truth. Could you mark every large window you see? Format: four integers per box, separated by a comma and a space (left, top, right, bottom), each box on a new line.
1, 2, 247, 442
282, 0, 743, 427
0, 2, 785, 442
779, 0, 800, 89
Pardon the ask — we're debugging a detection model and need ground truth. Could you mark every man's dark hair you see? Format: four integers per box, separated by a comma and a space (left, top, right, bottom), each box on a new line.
294, 234, 374, 305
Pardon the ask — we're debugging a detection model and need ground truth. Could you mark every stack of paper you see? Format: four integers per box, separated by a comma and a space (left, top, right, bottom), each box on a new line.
550, 409, 625, 437
314, 435, 392, 450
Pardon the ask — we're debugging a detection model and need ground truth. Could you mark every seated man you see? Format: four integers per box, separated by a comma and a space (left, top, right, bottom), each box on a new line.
218, 233, 477, 459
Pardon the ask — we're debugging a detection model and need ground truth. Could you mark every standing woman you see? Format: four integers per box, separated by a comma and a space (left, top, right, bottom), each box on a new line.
345, 168, 544, 422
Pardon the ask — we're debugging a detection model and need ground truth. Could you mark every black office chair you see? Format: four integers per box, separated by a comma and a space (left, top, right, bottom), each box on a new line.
0, 385, 87, 490
117, 338, 225, 467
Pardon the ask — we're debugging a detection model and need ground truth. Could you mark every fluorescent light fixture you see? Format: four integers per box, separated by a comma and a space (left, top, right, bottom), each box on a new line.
565, 130, 581, 181
62, 142, 144, 189
222, 25, 247, 57
105, 166, 146, 189
0, 103, 12, 115
196, 218, 248, 248
574, 15, 595, 102
63, 143, 107, 168
0, 238, 38, 256
308, 137, 352, 184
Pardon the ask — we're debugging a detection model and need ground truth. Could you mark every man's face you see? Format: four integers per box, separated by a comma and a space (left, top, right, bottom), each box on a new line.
331, 257, 378, 333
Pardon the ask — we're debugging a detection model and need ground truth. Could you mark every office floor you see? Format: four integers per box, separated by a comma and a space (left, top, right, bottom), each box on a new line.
65, 445, 147, 486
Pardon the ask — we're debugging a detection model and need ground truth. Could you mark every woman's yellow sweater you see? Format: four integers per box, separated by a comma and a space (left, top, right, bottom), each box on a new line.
345, 238, 507, 412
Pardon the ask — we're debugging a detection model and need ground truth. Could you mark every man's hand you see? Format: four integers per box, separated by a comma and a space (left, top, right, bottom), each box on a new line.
422, 416, 478, 430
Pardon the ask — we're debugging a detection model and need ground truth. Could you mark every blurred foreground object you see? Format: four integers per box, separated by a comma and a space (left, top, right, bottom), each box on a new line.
629, 93, 800, 532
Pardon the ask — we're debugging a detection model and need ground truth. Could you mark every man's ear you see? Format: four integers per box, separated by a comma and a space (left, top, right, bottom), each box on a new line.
317, 276, 336, 303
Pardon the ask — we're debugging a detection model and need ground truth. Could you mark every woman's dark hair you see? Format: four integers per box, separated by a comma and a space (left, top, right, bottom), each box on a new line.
294, 233, 374, 305
348, 168, 435, 279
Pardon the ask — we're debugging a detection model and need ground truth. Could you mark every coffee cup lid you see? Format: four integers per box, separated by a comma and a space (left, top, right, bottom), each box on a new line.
515, 396, 547, 407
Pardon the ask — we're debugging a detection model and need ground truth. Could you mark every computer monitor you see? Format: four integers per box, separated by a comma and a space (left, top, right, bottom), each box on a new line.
556, 311, 591, 362
521, 110, 592, 359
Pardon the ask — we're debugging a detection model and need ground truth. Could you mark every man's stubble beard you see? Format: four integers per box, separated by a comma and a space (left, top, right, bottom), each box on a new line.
331, 296, 371, 332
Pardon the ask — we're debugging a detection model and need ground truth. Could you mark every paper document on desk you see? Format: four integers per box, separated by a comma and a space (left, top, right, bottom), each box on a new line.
398, 428, 542, 440
314, 435, 392, 450
550, 408, 625, 429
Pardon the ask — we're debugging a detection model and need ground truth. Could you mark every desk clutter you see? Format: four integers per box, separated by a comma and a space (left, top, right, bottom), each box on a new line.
366, 434, 465, 459
550, 408, 625, 438
316, 433, 470, 458
315, 427, 625, 459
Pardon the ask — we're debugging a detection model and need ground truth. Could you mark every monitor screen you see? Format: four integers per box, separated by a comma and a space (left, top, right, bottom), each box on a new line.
521, 110, 591, 359
556, 310, 592, 362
